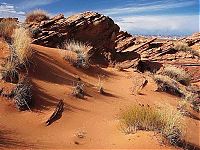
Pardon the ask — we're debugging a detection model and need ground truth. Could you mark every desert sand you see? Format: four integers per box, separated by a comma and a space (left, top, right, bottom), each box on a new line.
0, 44, 199, 149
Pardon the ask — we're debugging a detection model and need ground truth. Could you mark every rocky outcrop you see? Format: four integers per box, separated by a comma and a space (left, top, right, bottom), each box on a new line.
28, 11, 140, 65
31, 12, 119, 50
28, 11, 199, 69
115, 31, 136, 52
184, 32, 200, 46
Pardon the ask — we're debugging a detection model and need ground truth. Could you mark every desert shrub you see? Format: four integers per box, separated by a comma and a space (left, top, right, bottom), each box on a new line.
174, 42, 199, 57
0, 19, 17, 41
120, 104, 185, 145
153, 74, 185, 97
0, 52, 20, 82
191, 99, 200, 112
13, 78, 32, 111
72, 81, 85, 99
63, 50, 77, 65
120, 105, 161, 133
12, 27, 32, 64
25, 9, 49, 23
0, 59, 19, 83
177, 100, 191, 115
63, 40, 91, 68
174, 42, 191, 52
161, 65, 191, 86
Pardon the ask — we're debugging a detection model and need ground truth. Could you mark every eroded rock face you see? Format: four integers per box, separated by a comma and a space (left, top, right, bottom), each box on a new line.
185, 32, 200, 46
28, 11, 140, 65
30, 12, 120, 50
115, 31, 136, 52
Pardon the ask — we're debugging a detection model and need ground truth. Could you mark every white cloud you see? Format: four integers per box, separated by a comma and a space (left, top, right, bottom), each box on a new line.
114, 15, 199, 36
98, 0, 199, 35
0, 3, 25, 20
100, 0, 196, 16
18, 0, 58, 10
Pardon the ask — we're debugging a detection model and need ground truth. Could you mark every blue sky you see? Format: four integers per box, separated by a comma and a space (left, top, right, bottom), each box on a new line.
0, 0, 199, 36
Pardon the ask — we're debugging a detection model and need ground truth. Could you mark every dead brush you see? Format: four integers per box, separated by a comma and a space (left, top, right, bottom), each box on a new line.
0, 19, 17, 41
161, 65, 191, 86
174, 42, 199, 57
120, 104, 185, 145
25, 9, 50, 23
177, 100, 190, 115
0, 54, 20, 83
191, 99, 200, 112
13, 77, 32, 111
72, 81, 85, 99
12, 27, 32, 65
153, 74, 185, 97
63, 40, 91, 69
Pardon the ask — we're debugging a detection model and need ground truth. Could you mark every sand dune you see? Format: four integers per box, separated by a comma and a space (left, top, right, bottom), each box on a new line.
0, 44, 199, 149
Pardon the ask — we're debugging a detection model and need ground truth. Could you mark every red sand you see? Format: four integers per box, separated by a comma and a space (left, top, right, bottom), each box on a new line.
0, 44, 199, 149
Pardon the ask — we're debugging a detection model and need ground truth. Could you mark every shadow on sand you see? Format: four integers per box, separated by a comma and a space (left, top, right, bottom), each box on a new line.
0, 130, 41, 149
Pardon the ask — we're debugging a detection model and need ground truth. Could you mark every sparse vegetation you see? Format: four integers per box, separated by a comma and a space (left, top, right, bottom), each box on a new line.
161, 65, 191, 86
0, 58, 19, 83
12, 27, 32, 64
120, 104, 185, 145
0, 21, 33, 111
0, 26, 32, 84
174, 42, 199, 57
153, 74, 185, 97
153, 73, 199, 113
13, 77, 32, 111
0, 19, 17, 41
177, 100, 191, 115
63, 40, 91, 68
72, 81, 85, 99
191, 99, 200, 112
25, 9, 50, 23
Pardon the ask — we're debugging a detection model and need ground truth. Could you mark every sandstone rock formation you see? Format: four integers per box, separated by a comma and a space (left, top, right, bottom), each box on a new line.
28, 11, 199, 70
184, 32, 200, 46
28, 11, 140, 66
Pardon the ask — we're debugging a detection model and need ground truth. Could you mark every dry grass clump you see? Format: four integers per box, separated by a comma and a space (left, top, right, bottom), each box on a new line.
63, 40, 91, 68
174, 42, 191, 52
120, 104, 185, 145
72, 81, 85, 99
12, 27, 32, 64
153, 74, 199, 112
0, 27, 32, 83
0, 19, 17, 41
25, 9, 50, 23
13, 78, 32, 111
174, 42, 199, 57
63, 50, 77, 65
153, 74, 185, 97
0, 59, 19, 83
161, 65, 191, 86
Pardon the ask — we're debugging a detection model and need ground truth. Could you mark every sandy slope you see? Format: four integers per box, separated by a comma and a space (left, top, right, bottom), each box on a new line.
0, 44, 199, 149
